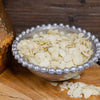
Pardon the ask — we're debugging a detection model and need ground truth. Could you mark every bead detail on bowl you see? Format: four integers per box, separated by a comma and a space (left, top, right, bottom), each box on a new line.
78, 66, 84, 71
84, 63, 89, 69
15, 54, 20, 59
48, 68, 55, 74
56, 68, 63, 74
70, 67, 77, 73
41, 67, 47, 73
28, 63, 33, 69
77, 28, 82, 32
22, 61, 28, 67
66, 25, 69, 28
22, 31, 26, 36
64, 68, 70, 74
72, 26, 76, 30
18, 57, 23, 63
83, 30, 86, 34
33, 65, 40, 71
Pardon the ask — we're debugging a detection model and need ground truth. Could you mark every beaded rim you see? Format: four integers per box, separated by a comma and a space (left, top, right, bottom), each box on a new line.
12, 23, 100, 75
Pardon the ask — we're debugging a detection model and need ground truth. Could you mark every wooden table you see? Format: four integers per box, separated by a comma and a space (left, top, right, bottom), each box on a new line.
0, 57, 100, 100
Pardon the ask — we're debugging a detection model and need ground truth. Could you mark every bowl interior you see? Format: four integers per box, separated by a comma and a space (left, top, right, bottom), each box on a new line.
18, 25, 96, 63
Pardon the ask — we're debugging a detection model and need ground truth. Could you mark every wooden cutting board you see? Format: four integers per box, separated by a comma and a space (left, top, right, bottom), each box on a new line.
0, 58, 100, 100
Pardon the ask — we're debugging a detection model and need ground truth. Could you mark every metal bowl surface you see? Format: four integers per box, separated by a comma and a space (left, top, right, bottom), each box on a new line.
12, 23, 100, 81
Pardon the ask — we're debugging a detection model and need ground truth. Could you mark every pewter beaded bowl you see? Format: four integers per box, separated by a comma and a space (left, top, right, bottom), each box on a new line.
12, 23, 100, 81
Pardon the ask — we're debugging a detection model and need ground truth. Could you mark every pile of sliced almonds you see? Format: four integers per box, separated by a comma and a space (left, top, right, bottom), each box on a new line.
17, 29, 93, 69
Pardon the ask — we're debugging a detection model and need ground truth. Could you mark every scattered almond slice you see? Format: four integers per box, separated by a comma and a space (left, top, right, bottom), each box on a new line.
50, 82, 58, 86
72, 75, 80, 79
50, 81, 100, 99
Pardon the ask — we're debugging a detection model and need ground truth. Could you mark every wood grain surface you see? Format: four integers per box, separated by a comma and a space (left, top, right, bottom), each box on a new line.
0, 57, 100, 100
2, 0, 100, 39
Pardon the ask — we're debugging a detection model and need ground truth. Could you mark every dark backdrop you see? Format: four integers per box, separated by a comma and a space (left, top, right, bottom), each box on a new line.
3, 0, 100, 39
